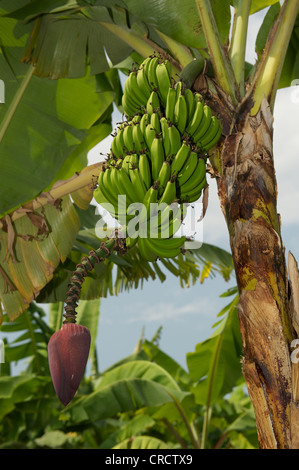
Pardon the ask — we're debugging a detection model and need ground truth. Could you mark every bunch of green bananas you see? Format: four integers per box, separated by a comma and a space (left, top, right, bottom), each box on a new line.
94, 55, 222, 262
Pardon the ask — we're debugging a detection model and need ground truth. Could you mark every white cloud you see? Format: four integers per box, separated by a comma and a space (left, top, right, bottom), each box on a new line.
123, 296, 218, 324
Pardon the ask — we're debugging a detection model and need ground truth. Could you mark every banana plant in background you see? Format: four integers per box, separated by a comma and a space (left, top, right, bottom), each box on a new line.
0, 0, 299, 449
0, 290, 259, 449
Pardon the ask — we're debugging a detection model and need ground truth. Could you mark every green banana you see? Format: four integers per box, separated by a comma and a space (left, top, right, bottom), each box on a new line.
136, 66, 152, 101
199, 118, 222, 152
132, 114, 141, 125
138, 236, 158, 262
160, 117, 171, 156
123, 75, 143, 115
177, 151, 199, 186
129, 154, 147, 201
159, 178, 177, 206
186, 98, 204, 136
122, 92, 138, 118
145, 123, 156, 150
192, 105, 212, 143
145, 236, 185, 259
121, 154, 132, 175
147, 90, 161, 114
155, 61, 172, 105
132, 122, 145, 152
93, 185, 109, 207
142, 182, 160, 219
183, 88, 196, 126
123, 123, 134, 152
157, 159, 171, 194
179, 158, 206, 194
170, 140, 191, 176
157, 205, 183, 239
115, 127, 126, 156
140, 112, 150, 135
100, 169, 119, 218
111, 132, 122, 158
165, 87, 176, 122
139, 152, 152, 190
150, 136, 165, 180
168, 123, 182, 155
175, 80, 183, 100
129, 71, 148, 108
114, 167, 138, 206
174, 93, 188, 134
150, 112, 161, 134
180, 176, 206, 203
147, 56, 159, 89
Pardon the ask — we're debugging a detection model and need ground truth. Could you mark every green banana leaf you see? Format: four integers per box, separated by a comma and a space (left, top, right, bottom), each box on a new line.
99, 414, 156, 449
66, 377, 188, 423
113, 435, 170, 449
255, 3, 299, 88
0, 196, 80, 321
94, 360, 181, 391
186, 291, 243, 406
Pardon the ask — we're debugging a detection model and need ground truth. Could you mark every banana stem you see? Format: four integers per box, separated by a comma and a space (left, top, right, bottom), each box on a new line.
0, 64, 35, 145
229, 0, 251, 96
194, 0, 239, 106
0, 162, 103, 228
249, 0, 299, 115
99, 22, 181, 75
63, 238, 115, 324
155, 29, 194, 68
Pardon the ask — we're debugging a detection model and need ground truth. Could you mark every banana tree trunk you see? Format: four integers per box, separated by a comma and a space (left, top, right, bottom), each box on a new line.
213, 96, 298, 448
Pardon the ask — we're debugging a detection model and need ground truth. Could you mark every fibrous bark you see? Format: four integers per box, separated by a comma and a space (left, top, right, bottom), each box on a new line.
213, 97, 296, 448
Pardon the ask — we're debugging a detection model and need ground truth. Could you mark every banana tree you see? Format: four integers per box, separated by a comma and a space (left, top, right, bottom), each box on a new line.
1, 0, 299, 448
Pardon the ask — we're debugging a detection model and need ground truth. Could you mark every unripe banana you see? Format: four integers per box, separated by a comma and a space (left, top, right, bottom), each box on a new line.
192, 105, 212, 143
147, 90, 161, 114
129, 71, 148, 107
121, 154, 132, 175
160, 117, 171, 156
177, 151, 199, 186
145, 236, 184, 259
165, 87, 176, 122
186, 98, 204, 136
204, 125, 222, 153
123, 123, 134, 152
138, 236, 158, 262
150, 112, 161, 134
159, 178, 177, 206
132, 122, 145, 152
147, 56, 159, 89
150, 136, 165, 180
180, 177, 207, 203
155, 61, 172, 105
170, 140, 191, 177
128, 154, 147, 201
179, 158, 206, 194
137, 66, 152, 100
140, 113, 150, 135
174, 93, 188, 134
139, 152, 152, 190
183, 88, 196, 126
157, 159, 171, 194
168, 123, 182, 155
145, 123, 156, 150
199, 117, 222, 152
